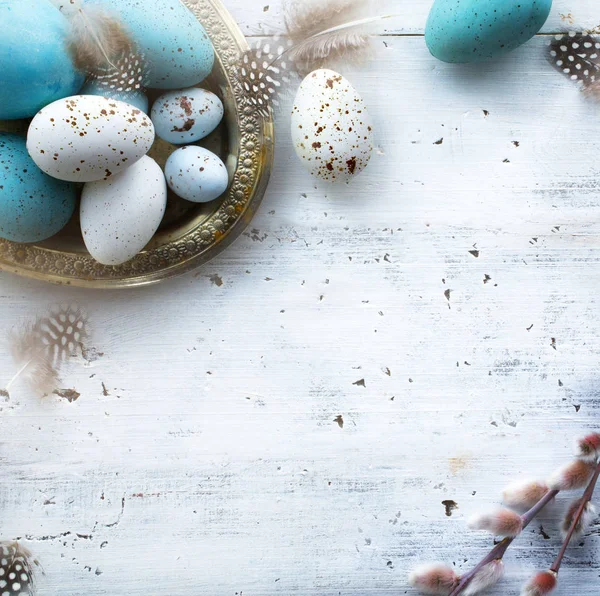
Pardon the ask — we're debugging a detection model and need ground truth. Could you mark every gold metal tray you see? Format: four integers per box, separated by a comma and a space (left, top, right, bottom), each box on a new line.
0, 0, 273, 289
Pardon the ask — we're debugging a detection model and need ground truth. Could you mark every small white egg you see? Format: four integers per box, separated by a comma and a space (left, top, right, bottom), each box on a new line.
27, 95, 155, 183
165, 146, 229, 203
80, 156, 167, 265
151, 88, 224, 144
291, 69, 374, 183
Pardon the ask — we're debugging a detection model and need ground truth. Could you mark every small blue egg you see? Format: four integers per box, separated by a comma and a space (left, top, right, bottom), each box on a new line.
80, 81, 149, 113
0, 0, 84, 120
165, 146, 229, 203
425, 0, 553, 63
151, 88, 224, 145
0, 133, 77, 243
87, 0, 215, 89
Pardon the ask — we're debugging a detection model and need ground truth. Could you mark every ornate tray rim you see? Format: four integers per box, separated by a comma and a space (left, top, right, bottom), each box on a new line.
0, 0, 274, 289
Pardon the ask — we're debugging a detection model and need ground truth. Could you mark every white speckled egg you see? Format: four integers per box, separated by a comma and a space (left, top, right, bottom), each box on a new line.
165, 146, 229, 203
80, 156, 167, 265
151, 88, 224, 145
291, 69, 374, 183
27, 95, 155, 183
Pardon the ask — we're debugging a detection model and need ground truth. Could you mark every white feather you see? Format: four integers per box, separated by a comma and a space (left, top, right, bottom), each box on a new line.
234, 0, 395, 115
283, 0, 393, 70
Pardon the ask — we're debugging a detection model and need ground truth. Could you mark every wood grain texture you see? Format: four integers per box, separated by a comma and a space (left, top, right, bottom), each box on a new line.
226, 0, 599, 36
1, 1, 600, 595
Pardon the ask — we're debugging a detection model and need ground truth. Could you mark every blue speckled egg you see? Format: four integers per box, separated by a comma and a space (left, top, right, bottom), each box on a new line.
151, 88, 224, 145
87, 0, 215, 89
0, 0, 84, 120
425, 0, 553, 63
165, 146, 229, 203
0, 134, 76, 243
80, 80, 149, 113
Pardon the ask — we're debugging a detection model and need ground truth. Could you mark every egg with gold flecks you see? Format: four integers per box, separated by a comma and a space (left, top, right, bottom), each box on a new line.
165, 146, 229, 203
26, 95, 155, 183
151, 88, 224, 145
81, 156, 167, 265
425, 0, 552, 63
291, 69, 374, 184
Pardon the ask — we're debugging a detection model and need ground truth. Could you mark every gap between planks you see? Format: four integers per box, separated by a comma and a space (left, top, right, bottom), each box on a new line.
244, 31, 580, 38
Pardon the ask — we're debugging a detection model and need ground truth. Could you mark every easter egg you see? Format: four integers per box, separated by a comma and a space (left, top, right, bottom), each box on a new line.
291, 69, 374, 184
80, 156, 167, 265
87, 0, 215, 89
0, 0, 84, 120
425, 0, 553, 63
151, 88, 224, 145
80, 80, 149, 114
27, 95, 155, 183
165, 147, 228, 203
0, 133, 76, 243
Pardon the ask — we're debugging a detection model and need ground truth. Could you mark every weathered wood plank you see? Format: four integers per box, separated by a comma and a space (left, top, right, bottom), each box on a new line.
226, 0, 599, 37
0, 15, 599, 596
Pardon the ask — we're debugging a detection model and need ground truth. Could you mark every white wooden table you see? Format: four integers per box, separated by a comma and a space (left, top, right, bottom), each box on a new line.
1, 1, 599, 594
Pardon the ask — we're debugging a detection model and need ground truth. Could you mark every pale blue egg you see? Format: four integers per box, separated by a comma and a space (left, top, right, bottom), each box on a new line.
80, 81, 149, 113
0, 0, 84, 120
151, 88, 224, 145
87, 0, 215, 89
165, 146, 228, 203
0, 134, 76, 243
425, 0, 553, 63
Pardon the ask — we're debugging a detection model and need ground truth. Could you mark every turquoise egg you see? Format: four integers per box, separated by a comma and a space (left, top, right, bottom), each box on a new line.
0, 133, 77, 243
80, 80, 149, 113
88, 0, 215, 89
0, 0, 84, 120
425, 0, 553, 63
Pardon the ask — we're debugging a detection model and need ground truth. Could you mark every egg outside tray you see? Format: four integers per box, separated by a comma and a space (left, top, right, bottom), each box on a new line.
0, 0, 275, 288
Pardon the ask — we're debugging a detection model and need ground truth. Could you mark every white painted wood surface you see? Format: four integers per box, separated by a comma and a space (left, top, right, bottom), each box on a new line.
227, 0, 599, 35
1, 1, 600, 595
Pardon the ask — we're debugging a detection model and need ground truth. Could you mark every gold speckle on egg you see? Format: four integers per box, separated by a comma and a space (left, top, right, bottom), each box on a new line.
291, 69, 373, 184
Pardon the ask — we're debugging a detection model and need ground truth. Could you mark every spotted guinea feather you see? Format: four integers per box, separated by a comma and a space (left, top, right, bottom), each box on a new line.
0, 541, 39, 596
549, 31, 600, 98
6, 305, 89, 397
92, 52, 149, 102
50, 0, 149, 96
234, 0, 392, 116
236, 39, 294, 117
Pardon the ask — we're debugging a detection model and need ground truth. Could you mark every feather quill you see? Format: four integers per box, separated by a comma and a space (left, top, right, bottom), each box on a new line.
235, 0, 394, 115
0, 541, 40, 596
6, 305, 89, 397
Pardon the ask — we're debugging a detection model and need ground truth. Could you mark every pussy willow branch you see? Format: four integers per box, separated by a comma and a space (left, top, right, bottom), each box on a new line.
550, 461, 600, 574
448, 489, 559, 596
